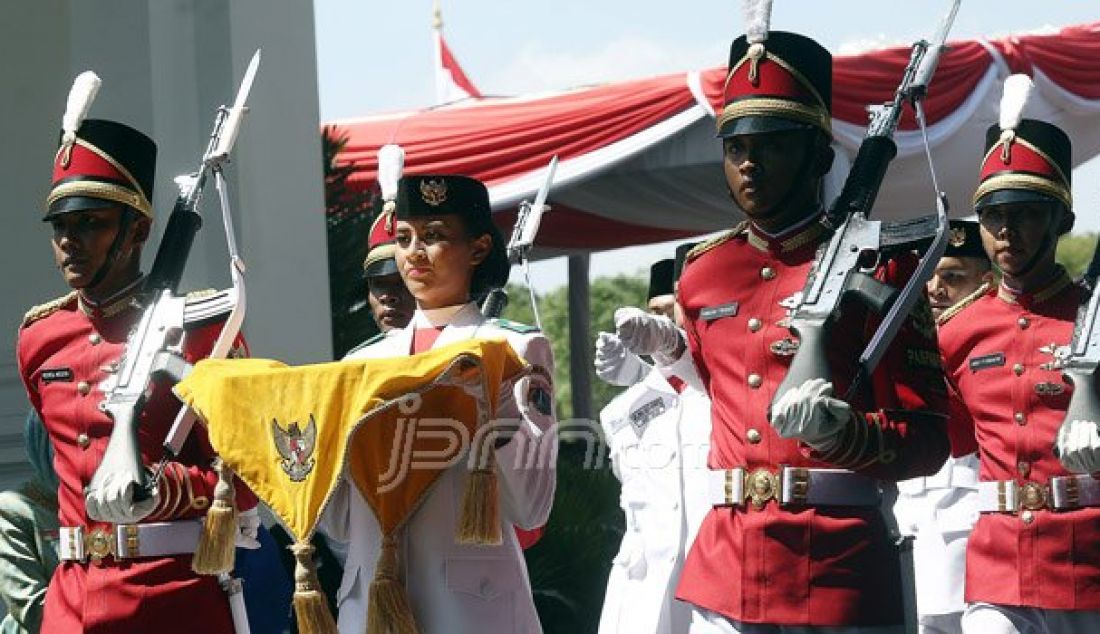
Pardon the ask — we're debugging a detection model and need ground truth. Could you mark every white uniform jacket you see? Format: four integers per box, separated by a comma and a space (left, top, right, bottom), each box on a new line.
598, 363, 712, 634
319, 303, 557, 634
893, 453, 979, 617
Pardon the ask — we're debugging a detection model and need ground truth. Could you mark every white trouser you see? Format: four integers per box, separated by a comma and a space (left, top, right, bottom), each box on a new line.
690, 608, 904, 634
961, 602, 1100, 634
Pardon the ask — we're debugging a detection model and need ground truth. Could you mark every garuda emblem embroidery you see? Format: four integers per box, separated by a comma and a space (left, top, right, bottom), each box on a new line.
272, 415, 318, 482
949, 226, 967, 248
420, 178, 448, 206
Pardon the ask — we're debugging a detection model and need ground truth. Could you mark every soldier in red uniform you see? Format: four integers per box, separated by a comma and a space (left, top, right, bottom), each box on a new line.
938, 77, 1100, 632
16, 82, 256, 633
616, 25, 950, 633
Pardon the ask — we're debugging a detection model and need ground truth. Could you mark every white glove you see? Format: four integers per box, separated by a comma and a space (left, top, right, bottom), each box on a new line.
85, 471, 158, 524
614, 307, 682, 358
1056, 419, 1100, 474
236, 506, 262, 549
594, 332, 651, 386
769, 378, 851, 451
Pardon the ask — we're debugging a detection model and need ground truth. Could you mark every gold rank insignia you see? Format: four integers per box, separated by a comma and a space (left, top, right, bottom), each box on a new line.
420, 178, 448, 206
272, 415, 318, 482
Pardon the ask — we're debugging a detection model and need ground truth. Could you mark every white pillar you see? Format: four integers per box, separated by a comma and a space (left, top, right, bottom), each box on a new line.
0, 0, 329, 490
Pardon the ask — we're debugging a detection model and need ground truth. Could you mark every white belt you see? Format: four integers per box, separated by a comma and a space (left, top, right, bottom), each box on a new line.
707, 466, 882, 510
59, 520, 202, 563
977, 476, 1100, 513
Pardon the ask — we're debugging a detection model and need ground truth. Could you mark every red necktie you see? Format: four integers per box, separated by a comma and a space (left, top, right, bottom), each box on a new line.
411, 326, 446, 354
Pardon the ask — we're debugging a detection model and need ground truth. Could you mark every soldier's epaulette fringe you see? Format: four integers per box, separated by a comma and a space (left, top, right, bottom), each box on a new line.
936, 282, 991, 327
22, 292, 78, 328
185, 288, 218, 302
686, 221, 749, 263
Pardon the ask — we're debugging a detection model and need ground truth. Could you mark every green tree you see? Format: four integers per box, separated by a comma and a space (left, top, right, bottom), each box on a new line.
322, 126, 378, 358
1057, 232, 1097, 279
502, 274, 649, 419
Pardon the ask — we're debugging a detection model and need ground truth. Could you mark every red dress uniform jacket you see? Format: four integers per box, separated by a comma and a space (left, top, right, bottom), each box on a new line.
939, 272, 1100, 610
674, 220, 950, 626
16, 289, 256, 634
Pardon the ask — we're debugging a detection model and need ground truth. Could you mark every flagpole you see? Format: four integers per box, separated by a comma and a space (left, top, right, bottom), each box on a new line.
432, 0, 446, 104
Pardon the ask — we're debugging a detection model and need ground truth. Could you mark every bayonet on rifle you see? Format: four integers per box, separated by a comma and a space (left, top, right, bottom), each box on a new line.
481, 156, 558, 320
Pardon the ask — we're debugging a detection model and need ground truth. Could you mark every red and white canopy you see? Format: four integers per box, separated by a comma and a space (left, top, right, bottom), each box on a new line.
327, 22, 1100, 252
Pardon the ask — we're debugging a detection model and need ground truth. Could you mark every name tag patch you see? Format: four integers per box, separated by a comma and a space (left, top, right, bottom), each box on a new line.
969, 353, 1005, 373
629, 398, 667, 435
40, 368, 73, 383
700, 302, 739, 322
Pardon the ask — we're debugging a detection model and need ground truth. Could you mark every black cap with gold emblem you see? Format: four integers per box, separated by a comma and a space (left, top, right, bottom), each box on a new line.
394, 174, 509, 296
944, 220, 985, 260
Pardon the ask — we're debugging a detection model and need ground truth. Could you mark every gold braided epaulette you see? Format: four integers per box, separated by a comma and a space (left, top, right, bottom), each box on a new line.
936, 282, 991, 327
21, 292, 78, 328
185, 288, 218, 301
686, 221, 749, 263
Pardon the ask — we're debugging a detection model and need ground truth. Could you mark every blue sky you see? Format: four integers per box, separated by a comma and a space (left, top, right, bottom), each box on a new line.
313, 0, 1100, 291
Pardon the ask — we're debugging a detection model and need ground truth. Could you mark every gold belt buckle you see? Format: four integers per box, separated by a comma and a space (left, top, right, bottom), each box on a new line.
84, 527, 115, 562
1018, 481, 1049, 512
745, 468, 779, 510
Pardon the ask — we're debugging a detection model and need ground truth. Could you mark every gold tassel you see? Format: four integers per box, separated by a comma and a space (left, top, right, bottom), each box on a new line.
747, 42, 766, 86
291, 541, 338, 634
192, 458, 238, 575
367, 535, 418, 634
456, 448, 502, 545
1000, 129, 1016, 163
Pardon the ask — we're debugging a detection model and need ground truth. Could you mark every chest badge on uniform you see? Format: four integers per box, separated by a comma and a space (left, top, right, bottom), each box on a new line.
272, 415, 317, 482
770, 338, 800, 357
775, 292, 803, 329
1034, 382, 1066, 397
40, 367, 73, 383
700, 302, 738, 321
968, 352, 1005, 373
629, 398, 666, 435
1038, 342, 1070, 371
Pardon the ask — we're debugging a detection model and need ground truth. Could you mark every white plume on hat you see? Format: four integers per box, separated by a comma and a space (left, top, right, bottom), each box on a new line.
60, 71, 101, 166
997, 74, 1033, 159
742, 0, 773, 84
999, 74, 1033, 133
377, 144, 405, 216
743, 0, 773, 45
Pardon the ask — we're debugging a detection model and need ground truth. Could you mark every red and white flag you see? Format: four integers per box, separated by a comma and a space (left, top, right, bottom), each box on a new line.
433, 3, 481, 104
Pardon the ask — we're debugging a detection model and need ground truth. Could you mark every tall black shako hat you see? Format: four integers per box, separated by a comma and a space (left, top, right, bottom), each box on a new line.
974, 74, 1072, 230
674, 242, 700, 281
945, 220, 986, 260
647, 259, 674, 300
393, 174, 509, 296
718, 1, 831, 138
46, 72, 155, 220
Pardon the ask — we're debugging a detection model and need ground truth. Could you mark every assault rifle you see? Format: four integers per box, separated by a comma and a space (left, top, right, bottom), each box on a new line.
481, 155, 558, 324
88, 51, 260, 508
1053, 240, 1100, 430
770, 0, 960, 407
